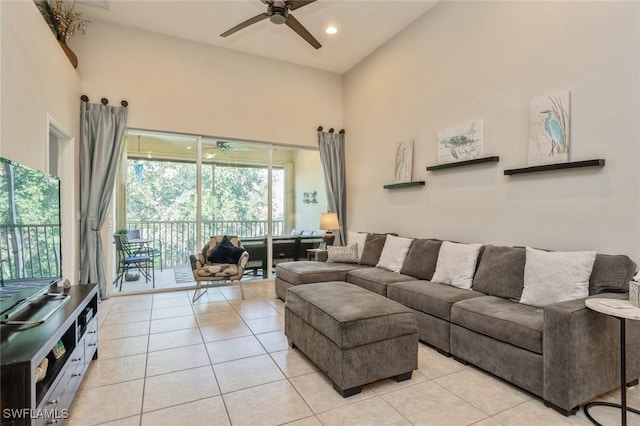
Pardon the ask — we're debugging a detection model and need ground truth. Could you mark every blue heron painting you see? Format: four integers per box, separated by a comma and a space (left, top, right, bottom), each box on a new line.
528, 92, 570, 165
394, 139, 413, 183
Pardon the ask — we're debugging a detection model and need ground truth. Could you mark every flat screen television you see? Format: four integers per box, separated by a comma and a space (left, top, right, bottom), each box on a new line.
0, 157, 62, 318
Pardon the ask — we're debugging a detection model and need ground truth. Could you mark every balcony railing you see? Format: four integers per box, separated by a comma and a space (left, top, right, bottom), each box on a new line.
127, 220, 285, 269
0, 220, 289, 281
0, 224, 61, 282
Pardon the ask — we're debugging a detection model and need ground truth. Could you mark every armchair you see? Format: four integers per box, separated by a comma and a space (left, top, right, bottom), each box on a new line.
189, 235, 249, 302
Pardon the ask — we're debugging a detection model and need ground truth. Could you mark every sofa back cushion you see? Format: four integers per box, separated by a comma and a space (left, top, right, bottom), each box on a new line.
472, 245, 525, 300
359, 233, 389, 266
399, 239, 442, 280
589, 254, 637, 294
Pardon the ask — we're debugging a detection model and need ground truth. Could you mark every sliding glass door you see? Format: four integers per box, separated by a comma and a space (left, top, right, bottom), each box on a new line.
115, 130, 327, 290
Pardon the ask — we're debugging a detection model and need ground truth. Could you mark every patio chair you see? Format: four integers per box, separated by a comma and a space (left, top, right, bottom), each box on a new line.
127, 229, 163, 271
113, 234, 154, 292
189, 235, 249, 302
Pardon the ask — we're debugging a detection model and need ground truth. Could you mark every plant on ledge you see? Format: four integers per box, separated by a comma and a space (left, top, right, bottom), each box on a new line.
35, 0, 88, 68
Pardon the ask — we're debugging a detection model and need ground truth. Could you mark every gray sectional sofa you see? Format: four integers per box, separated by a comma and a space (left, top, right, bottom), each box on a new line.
275, 235, 640, 415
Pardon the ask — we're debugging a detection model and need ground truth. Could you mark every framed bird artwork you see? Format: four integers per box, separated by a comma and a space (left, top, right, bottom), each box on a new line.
528, 91, 571, 166
393, 139, 414, 183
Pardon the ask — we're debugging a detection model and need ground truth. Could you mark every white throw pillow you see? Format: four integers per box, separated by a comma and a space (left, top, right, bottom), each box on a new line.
326, 244, 358, 263
376, 235, 413, 273
347, 230, 368, 262
519, 247, 596, 307
431, 241, 482, 289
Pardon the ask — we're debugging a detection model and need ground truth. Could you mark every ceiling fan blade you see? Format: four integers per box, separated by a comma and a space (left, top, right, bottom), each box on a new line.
220, 12, 269, 37
286, 0, 316, 11
285, 14, 321, 49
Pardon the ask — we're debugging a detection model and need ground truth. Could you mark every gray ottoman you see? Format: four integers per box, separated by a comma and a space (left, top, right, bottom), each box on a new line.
285, 281, 418, 397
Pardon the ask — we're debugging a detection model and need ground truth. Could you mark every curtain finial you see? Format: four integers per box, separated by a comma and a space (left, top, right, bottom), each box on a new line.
81, 95, 89, 102
317, 126, 323, 131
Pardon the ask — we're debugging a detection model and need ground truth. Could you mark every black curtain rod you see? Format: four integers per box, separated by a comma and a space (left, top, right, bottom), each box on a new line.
81, 95, 128, 108
317, 126, 345, 134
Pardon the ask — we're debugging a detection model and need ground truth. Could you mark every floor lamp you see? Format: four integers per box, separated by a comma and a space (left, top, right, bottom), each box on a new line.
320, 212, 340, 246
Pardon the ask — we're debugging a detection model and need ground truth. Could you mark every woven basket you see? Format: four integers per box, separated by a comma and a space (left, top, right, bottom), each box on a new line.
630, 281, 640, 307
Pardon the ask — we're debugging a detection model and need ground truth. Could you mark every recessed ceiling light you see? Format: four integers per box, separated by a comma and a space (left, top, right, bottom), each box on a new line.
325, 26, 337, 35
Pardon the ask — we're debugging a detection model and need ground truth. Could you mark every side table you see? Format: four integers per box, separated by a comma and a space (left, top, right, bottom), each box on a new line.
306, 248, 327, 261
584, 298, 640, 426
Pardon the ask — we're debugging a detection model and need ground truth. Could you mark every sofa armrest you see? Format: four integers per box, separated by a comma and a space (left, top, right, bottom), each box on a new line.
189, 253, 204, 271
543, 293, 640, 412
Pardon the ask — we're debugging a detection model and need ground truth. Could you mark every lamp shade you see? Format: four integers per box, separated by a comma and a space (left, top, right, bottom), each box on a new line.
319, 212, 340, 230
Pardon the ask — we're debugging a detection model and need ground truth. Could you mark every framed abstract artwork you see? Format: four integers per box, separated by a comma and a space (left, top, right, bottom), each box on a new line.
528, 91, 571, 166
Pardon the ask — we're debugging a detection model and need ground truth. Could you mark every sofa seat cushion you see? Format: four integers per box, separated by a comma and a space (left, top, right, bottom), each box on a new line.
276, 261, 368, 285
347, 267, 416, 296
387, 280, 485, 321
285, 281, 417, 349
451, 296, 544, 354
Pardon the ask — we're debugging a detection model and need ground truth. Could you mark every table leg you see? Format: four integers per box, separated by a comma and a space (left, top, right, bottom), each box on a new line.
584, 318, 640, 425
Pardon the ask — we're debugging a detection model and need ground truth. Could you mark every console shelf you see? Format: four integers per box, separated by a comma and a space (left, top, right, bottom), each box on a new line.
426, 156, 500, 171
1, 284, 98, 426
383, 181, 426, 189
504, 159, 605, 175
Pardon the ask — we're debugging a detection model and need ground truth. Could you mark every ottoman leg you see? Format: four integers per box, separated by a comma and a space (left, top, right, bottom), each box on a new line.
333, 383, 362, 398
287, 338, 296, 349
395, 372, 413, 382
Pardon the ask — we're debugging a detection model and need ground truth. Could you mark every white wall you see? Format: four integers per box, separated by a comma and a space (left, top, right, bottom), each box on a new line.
344, 1, 640, 262
1, 1, 82, 285
70, 21, 343, 148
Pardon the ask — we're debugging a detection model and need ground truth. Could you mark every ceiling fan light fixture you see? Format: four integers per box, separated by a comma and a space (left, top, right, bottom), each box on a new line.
325, 26, 337, 35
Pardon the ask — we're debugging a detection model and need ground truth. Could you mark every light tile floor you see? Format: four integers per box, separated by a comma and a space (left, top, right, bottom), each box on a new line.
68, 280, 640, 426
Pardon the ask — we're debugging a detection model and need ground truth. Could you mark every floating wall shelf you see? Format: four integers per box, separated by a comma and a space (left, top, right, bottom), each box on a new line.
504, 159, 605, 176
383, 181, 426, 190
426, 156, 500, 171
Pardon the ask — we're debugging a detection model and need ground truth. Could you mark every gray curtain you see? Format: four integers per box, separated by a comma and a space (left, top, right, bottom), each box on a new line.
317, 131, 346, 246
79, 101, 128, 299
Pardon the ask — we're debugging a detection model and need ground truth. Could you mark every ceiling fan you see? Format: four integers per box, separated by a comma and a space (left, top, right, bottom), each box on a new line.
220, 0, 321, 49
204, 141, 253, 153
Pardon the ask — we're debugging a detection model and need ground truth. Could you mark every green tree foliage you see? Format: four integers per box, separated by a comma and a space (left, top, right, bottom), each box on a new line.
0, 161, 60, 225
126, 160, 283, 223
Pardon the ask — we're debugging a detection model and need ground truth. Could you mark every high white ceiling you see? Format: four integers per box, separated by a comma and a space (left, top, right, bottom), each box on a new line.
75, 0, 438, 74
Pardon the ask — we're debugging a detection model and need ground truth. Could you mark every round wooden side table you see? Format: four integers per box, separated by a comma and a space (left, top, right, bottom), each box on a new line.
584, 298, 640, 426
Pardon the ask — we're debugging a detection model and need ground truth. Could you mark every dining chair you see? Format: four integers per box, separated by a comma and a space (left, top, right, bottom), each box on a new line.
127, 229, 163, 271
113, 234, 154, 291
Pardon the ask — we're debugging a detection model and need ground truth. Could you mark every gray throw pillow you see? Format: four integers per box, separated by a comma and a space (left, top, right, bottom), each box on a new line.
359, 233, 388, 266
399, 239, 442, 280
472, 245, 525, 300
589, 254, 637, 294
